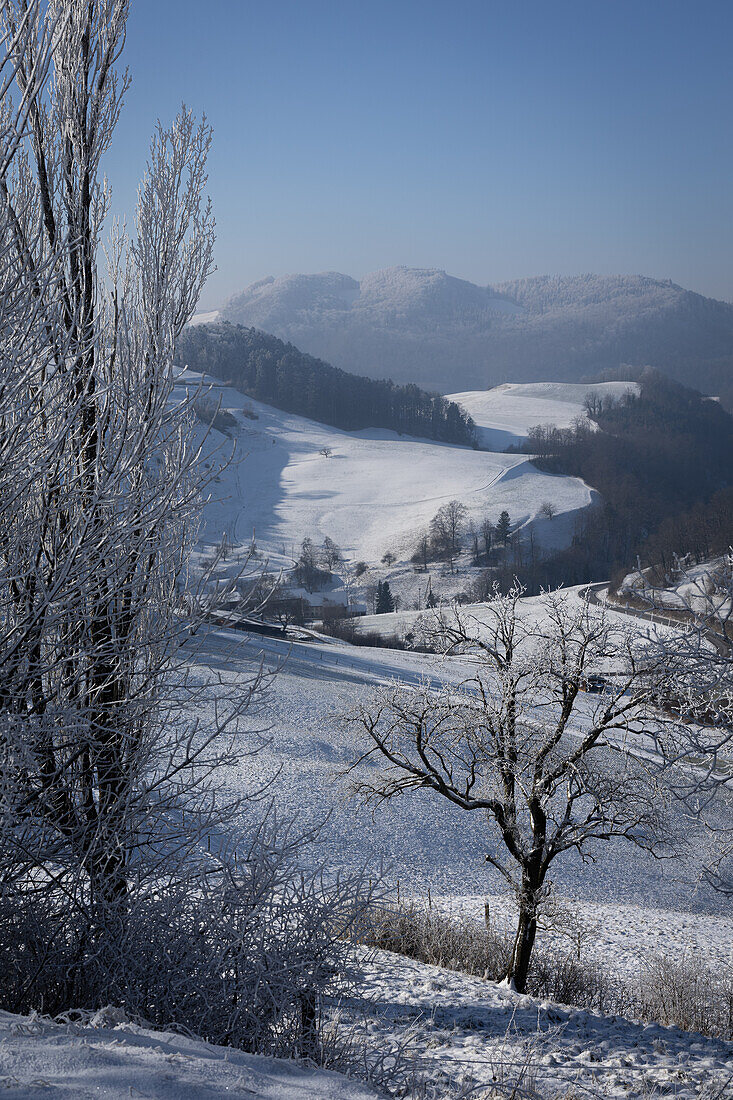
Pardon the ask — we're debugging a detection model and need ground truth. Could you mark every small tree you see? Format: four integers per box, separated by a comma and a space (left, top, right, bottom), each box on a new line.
496, 510, 512, 545
539, 501, 557, 521
583, 393, 604, 419
381, 550, 397, 567
480, 518, 494, 561
411, 533, 431, 572
353, 561, 369, 579
319, 446, 333, 458
321, 535, 342, 571
347, 585, 681, 991
430, 500, 467, 573
375, 580, 395, 614
294, 537, 328, 591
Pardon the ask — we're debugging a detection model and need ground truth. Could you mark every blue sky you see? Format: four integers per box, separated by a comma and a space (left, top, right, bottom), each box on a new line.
106, 0, 733, 309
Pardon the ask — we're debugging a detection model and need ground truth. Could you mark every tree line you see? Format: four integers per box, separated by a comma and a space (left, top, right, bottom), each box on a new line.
179, 322, 477, 445
519, 370, 733, 588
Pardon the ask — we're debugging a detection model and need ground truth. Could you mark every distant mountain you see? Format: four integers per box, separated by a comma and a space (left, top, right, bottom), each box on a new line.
221, 268, 733, 394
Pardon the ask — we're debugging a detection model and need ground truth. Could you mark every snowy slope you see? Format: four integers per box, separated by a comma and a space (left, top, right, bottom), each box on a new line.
354, 950, 733, 1100
449, 381, 641, 450
174, 371, 596, 565
0, 1010, 378, 1099
189, 604, 730, 914
188, 309, 220, 326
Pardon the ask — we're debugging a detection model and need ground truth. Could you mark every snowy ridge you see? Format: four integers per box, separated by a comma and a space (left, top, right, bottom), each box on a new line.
220, 267, 733, 392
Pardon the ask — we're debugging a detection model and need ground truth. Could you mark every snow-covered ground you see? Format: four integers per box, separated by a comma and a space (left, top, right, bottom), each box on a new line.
0, 1009, 378, 1099
438, 893, 733, 983
619, 555, 732, 621
350, 949, 733, 1099
188, 309, 220, 326
449, 381, 641, 450
354, 585, 679, 645
173, 371, 597, 571
188, 591, 731, 915
17, 586, 727, 1097
179, 602, 733, 1094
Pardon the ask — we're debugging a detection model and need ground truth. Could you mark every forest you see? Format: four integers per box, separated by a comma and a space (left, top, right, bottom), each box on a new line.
179, 322, 477, 444
518, 370, 733, 587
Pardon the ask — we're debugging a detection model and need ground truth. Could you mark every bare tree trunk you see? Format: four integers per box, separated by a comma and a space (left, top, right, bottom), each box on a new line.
506, 896, 538, 993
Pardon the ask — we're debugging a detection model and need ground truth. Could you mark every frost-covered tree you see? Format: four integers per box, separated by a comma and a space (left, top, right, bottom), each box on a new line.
641, 552, 733, 897
347, 585, 682, 991
430, 499, 467, 573
0, 0, 220, 923
0, 2, 371, 1045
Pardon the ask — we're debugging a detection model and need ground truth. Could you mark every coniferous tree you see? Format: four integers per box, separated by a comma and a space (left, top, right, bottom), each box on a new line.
178, 324, 476, 445
496, 510, 512, 545
375, 580, 395, 614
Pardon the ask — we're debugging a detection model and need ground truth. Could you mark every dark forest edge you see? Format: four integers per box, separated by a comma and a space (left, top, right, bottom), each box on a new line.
179, 322, 477, 445
513, 368, 733, 591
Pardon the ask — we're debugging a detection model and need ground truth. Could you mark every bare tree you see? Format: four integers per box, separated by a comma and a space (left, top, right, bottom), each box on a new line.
411, 532, 431, 572
430, 499, 467, 573
347, 585, 681, 991
539, 501, 557, 521
480, 517, 494, 562
321, 535, 342, 571
583, 393, 604, 419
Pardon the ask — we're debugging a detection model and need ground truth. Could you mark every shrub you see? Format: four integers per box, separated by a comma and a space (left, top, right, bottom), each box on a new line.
0, 816, 373, 1058
356, 900, 733, 1040
193, 396, 239, 433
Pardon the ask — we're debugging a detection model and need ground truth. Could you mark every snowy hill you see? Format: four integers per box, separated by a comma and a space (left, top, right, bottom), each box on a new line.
220, 267, 733, 393
450, 380, 641, 449
174, 371, 596, 568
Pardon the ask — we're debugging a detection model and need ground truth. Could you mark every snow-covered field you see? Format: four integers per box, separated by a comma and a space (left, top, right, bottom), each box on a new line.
11, 589, 729, 1097
174, 371, 597, 569
188, 592, 730, 915
449, 381, 641, 450
354, 586, 680, 646
0, 1009, 378, 1099
179, 593, 733, 1097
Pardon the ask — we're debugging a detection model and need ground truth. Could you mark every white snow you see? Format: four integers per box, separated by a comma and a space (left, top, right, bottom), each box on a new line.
174, 372, 597, 567
449, 381, 641, 450
618, 555, 732, 620
0, 1009, 378, 1099
188, 309, 220, 327
350, 949, 733, 1099
187, 595, 731, 913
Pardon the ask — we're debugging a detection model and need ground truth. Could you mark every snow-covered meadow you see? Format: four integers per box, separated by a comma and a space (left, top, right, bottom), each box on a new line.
448, 381, 641, 450
174, 370, 598, 570
178, 586, 733, 1097
0, 1010, 379, 1099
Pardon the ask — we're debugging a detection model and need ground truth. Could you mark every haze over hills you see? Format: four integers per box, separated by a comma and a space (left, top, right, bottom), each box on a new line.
220, 268, 733, 395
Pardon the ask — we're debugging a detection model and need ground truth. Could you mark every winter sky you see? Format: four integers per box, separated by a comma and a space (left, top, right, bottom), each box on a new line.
107, 0, 733, 309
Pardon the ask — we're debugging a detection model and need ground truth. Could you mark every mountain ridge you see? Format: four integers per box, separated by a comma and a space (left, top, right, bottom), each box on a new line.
220, 268, 733, 395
